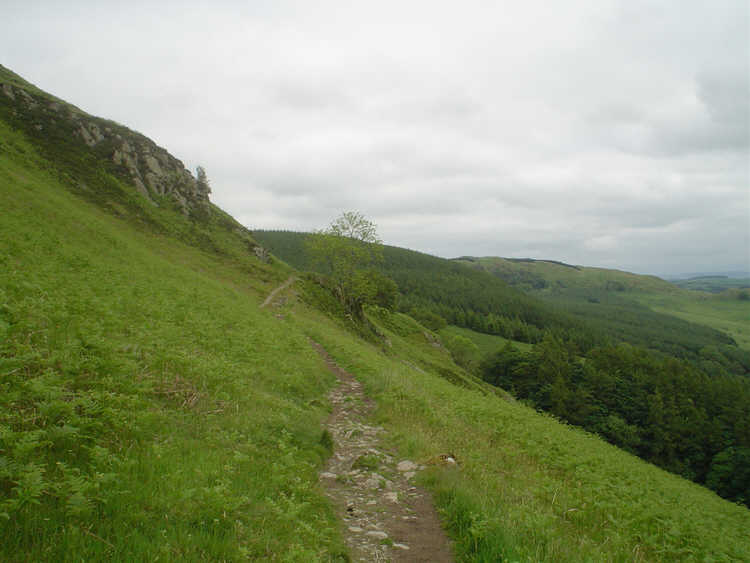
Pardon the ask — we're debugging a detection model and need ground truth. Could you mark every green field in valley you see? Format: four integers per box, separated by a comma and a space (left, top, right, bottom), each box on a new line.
634, 292, 750, 350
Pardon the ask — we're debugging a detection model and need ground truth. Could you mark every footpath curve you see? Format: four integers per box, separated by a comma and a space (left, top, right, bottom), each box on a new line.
310, 340, 454, 562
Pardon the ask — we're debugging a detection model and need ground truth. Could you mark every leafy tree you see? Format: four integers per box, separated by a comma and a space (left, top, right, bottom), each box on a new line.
409, 307, 447, 331
327, 210, 381, 243
196, 165, 211, 194
305, 211, 393, 315
442, 333, 479, 370
706, 447, 750, 503
368, 270, 399, 310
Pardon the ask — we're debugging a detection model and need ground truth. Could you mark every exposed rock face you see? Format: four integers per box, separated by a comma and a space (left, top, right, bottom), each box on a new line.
0, 76, 210, 216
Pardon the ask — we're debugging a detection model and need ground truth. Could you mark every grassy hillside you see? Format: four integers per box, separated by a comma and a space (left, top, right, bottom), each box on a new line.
454, 256, 678, 294
0, 121, 347, 560
440, 325, 533, 357
634, 292, 750, 351
253, 230, 591, 346
457, 255, 750, 373
672, 276, 750, 293
302, 310, 750, 562
2, 68, 749, 561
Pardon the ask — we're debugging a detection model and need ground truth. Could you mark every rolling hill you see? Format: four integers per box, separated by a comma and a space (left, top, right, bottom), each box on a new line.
453, 256, 678, 293
454, 255, 750, 368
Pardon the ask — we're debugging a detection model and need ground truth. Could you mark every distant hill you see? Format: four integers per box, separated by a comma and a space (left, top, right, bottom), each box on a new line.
453, 255, 679, 293
672, 276, 750, 293
456, 255, 750, 356
668, 270, 750, 280
253, 230, 591, 345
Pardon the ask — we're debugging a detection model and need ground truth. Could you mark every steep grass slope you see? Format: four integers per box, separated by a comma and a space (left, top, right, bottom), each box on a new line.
0, 121, 346, 560
300, 309, 750, 562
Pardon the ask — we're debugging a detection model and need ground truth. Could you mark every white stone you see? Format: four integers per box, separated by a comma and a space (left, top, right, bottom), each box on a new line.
363, 473, 386, 489
348, 526, 363, 533
393, 543, 410, 550
397, 460, 418, 472
320, 472, 337, 479
384, 492, 398, 503
404, 471, 416, 479
365, 531, 388, 540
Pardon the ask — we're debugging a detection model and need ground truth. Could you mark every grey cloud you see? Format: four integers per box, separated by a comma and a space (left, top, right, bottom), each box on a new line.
0, 0, 747, 276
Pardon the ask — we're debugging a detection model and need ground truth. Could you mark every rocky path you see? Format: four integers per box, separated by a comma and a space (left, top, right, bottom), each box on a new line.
310, 341, 454, 563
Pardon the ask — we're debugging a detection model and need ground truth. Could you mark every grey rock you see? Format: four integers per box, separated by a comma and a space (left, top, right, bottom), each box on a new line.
2, 83, 15, 100
397, 460, 418, 472
393, 543, 410, 550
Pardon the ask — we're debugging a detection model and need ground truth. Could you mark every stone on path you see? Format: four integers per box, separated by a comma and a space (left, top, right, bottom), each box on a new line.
393, 543, 410, 550
384, 492, 399, 503
397, 460, 418, 472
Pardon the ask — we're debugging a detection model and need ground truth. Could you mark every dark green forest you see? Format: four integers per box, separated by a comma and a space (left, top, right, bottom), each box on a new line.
481, 338, 750, 506
535, 289, 750, 378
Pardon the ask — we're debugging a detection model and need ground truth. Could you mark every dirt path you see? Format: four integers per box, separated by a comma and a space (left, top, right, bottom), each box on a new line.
310, 341, 454, 563
260, 276, 296, 308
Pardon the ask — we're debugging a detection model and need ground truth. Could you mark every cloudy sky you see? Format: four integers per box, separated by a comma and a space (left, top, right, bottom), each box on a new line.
2, 1, 748, 276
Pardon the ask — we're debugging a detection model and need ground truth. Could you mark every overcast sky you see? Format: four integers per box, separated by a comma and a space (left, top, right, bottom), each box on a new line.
2, 0, 748, 276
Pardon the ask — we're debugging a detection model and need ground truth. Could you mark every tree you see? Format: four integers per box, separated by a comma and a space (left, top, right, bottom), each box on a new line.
442, 333, 479, 370
327, 211, 381, 243
196, 165, 211, 194
306, 211, 393, 314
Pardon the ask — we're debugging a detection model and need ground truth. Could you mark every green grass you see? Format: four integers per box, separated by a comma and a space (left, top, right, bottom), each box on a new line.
635, 292, 750, 351
300, 309, 750, 562
672, 277, 750, 293
460, 255, 749, 354
457, 256, 679, 294
440, 325, 533, 356
0, 122, 346, 561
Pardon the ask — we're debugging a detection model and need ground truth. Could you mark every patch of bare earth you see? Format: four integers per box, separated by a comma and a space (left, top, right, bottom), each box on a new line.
311, 340, 454, 563
260, 276, 296, 309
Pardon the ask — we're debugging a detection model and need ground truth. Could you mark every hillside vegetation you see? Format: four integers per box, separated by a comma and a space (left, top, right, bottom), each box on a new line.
255, 235, 750, 504
454, 256, 750, 373
672, 276, 750, 293
254, 231, 593, 347
1, 67, 749, 561
454, 256, 677, 294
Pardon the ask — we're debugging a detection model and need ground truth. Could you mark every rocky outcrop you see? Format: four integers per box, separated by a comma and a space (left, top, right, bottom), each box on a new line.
0, 75, 210, 216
